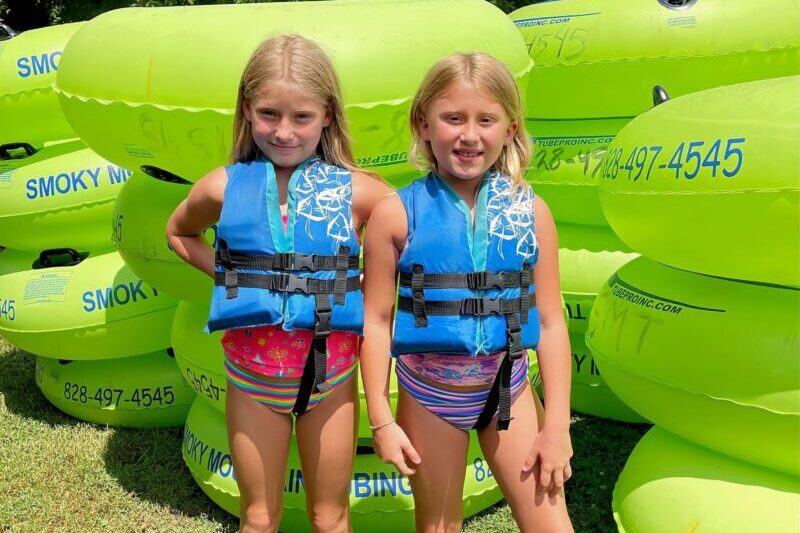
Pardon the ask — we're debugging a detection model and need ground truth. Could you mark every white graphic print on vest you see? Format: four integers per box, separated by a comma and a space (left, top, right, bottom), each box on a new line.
295, 162, 352, 242
486, 173, 537, 260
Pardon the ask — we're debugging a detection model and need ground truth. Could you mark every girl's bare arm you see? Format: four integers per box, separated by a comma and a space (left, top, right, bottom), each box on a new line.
165, 167, 227, 279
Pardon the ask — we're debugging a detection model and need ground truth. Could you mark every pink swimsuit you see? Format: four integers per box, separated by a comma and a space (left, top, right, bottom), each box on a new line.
222, 327, 358, 378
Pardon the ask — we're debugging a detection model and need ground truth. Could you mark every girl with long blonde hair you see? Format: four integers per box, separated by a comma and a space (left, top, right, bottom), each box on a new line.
361, 52, 574, 532
167, 34, 391, 532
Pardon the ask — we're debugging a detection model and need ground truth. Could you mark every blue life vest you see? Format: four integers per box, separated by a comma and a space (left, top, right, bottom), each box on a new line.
391, 170, 539, 430
392, 170, 539, 356
207, 156, 362, 332
206, 156, 362, 413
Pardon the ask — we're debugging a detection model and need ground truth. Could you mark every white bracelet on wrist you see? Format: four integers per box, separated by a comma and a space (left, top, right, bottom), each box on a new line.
369, 419, 395, 431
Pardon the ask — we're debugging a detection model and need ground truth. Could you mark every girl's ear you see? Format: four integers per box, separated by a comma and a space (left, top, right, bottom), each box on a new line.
323, 107, 333, 128
418, 114, 431, 141
504, 119, 519, 146
242, 99, 252, 122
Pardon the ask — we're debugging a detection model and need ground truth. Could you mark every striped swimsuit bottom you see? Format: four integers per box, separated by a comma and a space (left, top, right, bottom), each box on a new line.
225, 357, 356, 415
395, 351, 530, 431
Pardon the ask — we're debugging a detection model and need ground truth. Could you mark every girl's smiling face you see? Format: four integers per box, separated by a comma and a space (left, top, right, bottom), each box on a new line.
418, 81, 518, 183
243, 80, 332, 171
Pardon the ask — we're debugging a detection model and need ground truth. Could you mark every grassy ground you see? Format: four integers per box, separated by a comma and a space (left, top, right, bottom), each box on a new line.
0, 338, 648, 532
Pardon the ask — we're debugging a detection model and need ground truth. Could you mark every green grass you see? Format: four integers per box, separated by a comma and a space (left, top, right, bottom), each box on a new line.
0, 338, 648, 532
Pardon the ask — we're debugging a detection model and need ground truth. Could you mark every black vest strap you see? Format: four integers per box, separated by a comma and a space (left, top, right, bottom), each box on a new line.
216, 240, 360, 272
474, 312, 524, 431
333, 245, 351, 306
397, 293, 536, 316
398, 270, 527, 290
292, 293, 334, 416
214, 271, 360, 298
411, 264, 428, 327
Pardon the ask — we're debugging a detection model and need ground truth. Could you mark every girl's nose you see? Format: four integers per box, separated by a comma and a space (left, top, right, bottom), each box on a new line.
459, 122, 479, 143
274, 118, 293, 141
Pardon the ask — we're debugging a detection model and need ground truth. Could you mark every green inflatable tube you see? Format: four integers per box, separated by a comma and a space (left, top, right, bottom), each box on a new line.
35, 349, 196, 427
598, 76, 800, 286
0, 140, 132, 251
0, 247, 36, 276
0, 22, 81, 151
113, 172, 214, 304
558, 224, 643, 423
0, 250, 177, 359
183, 397, 503, 531
614, 427, 800, 533
55, 0, 530, 183
586, 257, 800, 476
510, 0, 800, 227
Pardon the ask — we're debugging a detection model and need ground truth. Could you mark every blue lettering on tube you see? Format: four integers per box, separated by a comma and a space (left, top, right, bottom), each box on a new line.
113, 284, 130, 306
82, 291, 95, 312
31, 53, 49, 76
378, 472, 397, 497
399, 475, 412, 495
353, 473, 370, 497
25, 180, 37, 199
17, 57, 31, 78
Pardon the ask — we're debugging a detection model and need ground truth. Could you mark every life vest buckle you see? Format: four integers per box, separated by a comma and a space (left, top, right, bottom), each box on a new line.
506, 316, 524, 360
461, 297, 501, 316
467, 271, 487, 289
292, 253, 317, 272
283, 274, 310, 294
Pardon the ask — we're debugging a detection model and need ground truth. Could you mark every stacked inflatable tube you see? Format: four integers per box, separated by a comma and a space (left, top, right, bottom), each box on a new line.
510, 0, 800, 226
183, 397, 502, 531
0, 22, 81, 151
586, 257, 800, 476
0, 140, 132, 251
55, 0, 530, 184
614, 427, 800, 533
0, 247, 36, 276
35, 349, 195, 427
557, 224, 643, 422
598, 76, 800, 286
0, 251, 177, 359
113, 172, 214, 303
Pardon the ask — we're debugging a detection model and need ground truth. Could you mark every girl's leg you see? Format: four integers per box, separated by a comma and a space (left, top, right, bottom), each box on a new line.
226, 382, 294, 533
397, 386, 470, 533
295, 372, 358, 533
477, 382, 573, 533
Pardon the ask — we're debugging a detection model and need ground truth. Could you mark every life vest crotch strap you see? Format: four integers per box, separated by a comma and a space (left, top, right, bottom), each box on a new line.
214, 240, 358, 415
398, 262, 534, 431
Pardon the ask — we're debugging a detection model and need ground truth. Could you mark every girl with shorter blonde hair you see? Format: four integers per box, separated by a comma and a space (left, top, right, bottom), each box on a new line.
361, 52, 574, 531
167, 34, 392, 532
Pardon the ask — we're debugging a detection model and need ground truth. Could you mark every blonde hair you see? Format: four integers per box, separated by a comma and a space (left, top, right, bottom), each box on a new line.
408, 52, 531, 189
231, 34, 359, 173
